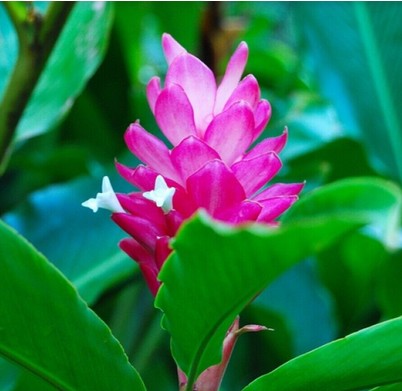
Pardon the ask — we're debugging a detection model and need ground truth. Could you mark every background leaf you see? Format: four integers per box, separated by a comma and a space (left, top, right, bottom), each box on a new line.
3, 174, 135, 305
0, 2, 113, 143
293, 2, 402, 182
242, 316, 402, 391
317, 232, 386, 335
0, 220, 145, 391
283, 177, 402, 249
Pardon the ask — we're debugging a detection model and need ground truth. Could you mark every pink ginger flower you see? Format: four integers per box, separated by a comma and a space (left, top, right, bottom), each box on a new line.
83, 34, 303, 296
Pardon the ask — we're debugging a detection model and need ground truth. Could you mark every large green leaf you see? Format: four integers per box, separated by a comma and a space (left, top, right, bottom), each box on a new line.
155, 177, 401, 387
155, 213, 361, 387
0, 2, 113, 142
293, 3, 402, 181
0, 220, 145, 390
3, 175, 135, 305
242, 316, 402, 391
283, 177, 401, 249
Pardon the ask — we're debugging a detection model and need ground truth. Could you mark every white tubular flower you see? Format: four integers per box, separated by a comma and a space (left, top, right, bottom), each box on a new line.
143, 175, 175, 213
82, 176, 125, 213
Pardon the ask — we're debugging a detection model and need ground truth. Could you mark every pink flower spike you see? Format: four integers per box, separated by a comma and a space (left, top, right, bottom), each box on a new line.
253, 100, 272, 141
155, 236, 172, 270
245, 128, 288, 160
115, 162, 158, 191
204, 101, 255, 165
223, 74, 261, 111
165, 209, 184, 236
257, 195, 299, 222
222, 200, 262, 224
119, 237, 161, 296
255, 182, 305, 200
171, 136, 221, 183
119, 237, 154, 267
215, 41, 249, 114
162, 33, 187, 65
186, 160, 245, 218
85, 34, 304, 298
165, 53, 216, 134
231, 152, 282, 196
154, 84, 197, 146
116, 193, 166, 230
124, 123, 178, 182
171, 186, 198, 218
112, 213, 162, 252
146, 77, 161, 114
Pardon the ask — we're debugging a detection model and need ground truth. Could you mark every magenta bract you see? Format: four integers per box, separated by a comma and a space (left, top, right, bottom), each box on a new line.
109, 34, 303, 295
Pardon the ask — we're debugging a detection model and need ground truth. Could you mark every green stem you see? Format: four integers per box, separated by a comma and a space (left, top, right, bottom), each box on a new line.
0, 1, 75, 174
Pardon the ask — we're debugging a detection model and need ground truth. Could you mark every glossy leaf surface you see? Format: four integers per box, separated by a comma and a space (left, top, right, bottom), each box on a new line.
294, 2, 402, 181
0, 220, 146, 391
155, 212, 361, 385
243, 317, 402, 391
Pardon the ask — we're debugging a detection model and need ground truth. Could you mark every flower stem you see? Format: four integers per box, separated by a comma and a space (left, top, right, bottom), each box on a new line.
0, 2, 75, 174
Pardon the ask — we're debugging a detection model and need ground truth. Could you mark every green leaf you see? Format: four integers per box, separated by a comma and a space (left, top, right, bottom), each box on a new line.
276, 93, 344, 162
283, 177, 402, 249
371, 384, 402, 391
0, 2, 113, 142
3, 175, 135, 305
377, 249, 402, 319
155, 212, 362, 386
0, 220, 145, 391
317, 232, 387, 333
293, 3, 402, 181
242, 316, 402, 391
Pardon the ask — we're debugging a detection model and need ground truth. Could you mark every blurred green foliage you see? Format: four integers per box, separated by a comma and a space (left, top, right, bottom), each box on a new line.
0, 2, 401, 390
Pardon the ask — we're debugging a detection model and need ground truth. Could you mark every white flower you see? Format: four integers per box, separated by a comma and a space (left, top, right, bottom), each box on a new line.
143, 175, 175, 213
82, 176, 125, 213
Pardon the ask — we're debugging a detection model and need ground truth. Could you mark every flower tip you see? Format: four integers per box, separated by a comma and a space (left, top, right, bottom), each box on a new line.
238, 41, 249, 53
162, 33, 186, 65
124, 122, 143, 143
162, 32, 172, 42
233, 41, 249, 65
235, 324, 273, 336
81, 198, 99, 213
146, 77, 162, 113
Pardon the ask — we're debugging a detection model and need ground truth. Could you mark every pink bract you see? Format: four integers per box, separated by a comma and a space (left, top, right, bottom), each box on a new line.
92, 34, 304, 295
